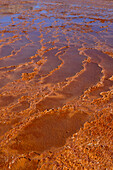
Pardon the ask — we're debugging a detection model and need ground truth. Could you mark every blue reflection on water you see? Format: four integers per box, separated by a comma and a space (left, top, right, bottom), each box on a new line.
0, 16, 11, 23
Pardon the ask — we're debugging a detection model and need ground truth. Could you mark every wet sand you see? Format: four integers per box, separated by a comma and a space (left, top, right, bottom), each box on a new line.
0, 0, 113, 169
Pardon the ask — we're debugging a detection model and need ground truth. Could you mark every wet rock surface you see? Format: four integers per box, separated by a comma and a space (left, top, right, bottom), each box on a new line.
0, 0, 113, 169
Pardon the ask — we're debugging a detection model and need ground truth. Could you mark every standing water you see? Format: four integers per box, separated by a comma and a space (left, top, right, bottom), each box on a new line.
0, 0, 113, 169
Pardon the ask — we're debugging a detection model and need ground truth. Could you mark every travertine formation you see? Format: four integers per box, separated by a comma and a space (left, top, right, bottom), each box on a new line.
0, 0, 113, 169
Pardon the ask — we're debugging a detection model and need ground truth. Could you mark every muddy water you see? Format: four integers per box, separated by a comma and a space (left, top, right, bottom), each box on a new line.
0, 0, 113, 168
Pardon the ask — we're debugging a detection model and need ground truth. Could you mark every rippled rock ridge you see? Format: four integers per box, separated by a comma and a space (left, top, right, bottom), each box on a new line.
0, 0, 113, 169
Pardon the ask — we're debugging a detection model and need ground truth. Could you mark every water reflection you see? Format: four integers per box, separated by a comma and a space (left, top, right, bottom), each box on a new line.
0, 1, 113, 168
0, 0, 37, 15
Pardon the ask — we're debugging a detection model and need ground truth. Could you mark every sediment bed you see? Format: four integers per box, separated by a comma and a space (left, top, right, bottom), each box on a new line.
0, 0, 113, 169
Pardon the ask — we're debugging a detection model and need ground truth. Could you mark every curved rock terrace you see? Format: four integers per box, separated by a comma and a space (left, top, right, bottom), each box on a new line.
0, 0, 113, 169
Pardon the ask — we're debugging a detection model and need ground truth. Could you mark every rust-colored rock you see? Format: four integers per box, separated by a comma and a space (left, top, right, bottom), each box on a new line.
0, 0, 113, 169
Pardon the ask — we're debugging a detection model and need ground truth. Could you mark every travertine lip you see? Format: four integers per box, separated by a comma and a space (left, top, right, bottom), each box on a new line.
0, 0, 113, 169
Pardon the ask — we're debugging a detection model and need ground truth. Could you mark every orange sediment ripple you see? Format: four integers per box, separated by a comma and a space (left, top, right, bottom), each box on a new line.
0, 0, 113, 169
36, 62, 103, 111
43, 46, 86, 84
7, 108, 88, 154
